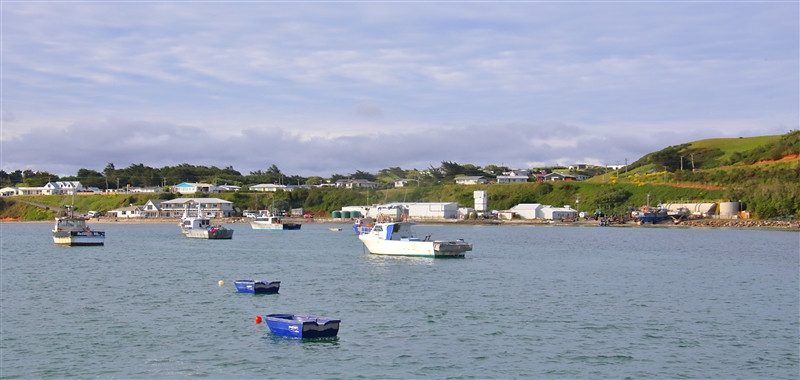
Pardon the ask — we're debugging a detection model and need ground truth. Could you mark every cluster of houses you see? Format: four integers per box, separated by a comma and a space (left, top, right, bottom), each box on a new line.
0, 164, 604, 198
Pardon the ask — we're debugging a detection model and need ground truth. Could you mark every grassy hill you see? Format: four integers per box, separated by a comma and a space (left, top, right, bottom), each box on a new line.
2, 131, 798, 221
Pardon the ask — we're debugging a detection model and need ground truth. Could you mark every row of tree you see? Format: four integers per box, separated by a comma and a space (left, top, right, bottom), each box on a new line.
0, 161, 587, 190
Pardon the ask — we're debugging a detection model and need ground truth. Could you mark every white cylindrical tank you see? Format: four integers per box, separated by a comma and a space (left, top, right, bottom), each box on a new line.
719, 202, 740, 218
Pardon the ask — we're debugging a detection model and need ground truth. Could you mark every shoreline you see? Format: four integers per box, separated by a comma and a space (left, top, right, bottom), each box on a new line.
2, 217, 797, 230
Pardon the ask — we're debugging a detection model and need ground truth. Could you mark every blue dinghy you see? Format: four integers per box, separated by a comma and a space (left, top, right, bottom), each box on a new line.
264, 314, 341, 339
234, 280, 280, 294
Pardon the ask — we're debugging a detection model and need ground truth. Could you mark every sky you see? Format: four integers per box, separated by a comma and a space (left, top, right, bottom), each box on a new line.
1, 1, 798, 178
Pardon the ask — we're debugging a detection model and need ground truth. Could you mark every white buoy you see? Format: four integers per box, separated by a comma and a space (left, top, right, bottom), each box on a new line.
218, 280, 224, 286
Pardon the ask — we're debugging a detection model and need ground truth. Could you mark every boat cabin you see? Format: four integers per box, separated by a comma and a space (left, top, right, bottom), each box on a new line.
367, 222, 422, 241
183, 217, 211, 230
55, 217, 88, 231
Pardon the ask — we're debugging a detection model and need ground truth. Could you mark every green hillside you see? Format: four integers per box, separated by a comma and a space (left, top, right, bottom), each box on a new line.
2, 131, 799, 221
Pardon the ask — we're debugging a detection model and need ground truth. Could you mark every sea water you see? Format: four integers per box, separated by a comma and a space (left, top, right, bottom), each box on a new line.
1, 222, 798, 378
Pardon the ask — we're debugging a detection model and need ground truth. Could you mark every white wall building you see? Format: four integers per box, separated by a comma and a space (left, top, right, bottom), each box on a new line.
159, 197, 235, 218
509, 203, 544, 219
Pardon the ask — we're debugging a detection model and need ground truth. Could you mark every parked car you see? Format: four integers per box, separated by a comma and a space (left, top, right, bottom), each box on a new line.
303, 214, 313, 218
87, 211, 103, 218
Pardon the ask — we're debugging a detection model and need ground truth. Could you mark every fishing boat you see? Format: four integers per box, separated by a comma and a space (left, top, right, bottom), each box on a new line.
250, 215, 301, 230
263, 314, 341, 339
234, 280, 280, 294
52, 205, 105, 246
180, 204, 234, 239
357, 219, 472, 258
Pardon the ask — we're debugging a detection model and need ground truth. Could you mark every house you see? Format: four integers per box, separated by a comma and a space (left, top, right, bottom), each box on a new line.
496, 175, 528, 184
335, 179, 380, 189
16, 181, 84, 196
0, 187, 18, 196
43, 181, 84, 195
159, 197, 235, 218
172, 182, 224, 194
108, 205, 144, 219
394, 179, 411, 188
544, 172, 583, 181
141, 199, 166, 218
130, 186, 163, 193
531, 173, 547, 182
249, 184, 310, 192
218, 184, 241, 191
454, 176, 486, 185
569, 164, 593, 170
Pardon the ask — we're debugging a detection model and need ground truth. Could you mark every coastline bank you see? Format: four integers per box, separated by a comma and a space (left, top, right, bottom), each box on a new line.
3, 216, 797, 230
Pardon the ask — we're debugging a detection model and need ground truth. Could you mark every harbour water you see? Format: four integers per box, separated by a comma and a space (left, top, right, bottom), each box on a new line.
1, 222, 798, 378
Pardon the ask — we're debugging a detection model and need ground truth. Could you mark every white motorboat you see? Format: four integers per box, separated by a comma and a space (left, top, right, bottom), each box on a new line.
357, 220, 472, 258
180, 204, 233, 239
52, 206, 105, 246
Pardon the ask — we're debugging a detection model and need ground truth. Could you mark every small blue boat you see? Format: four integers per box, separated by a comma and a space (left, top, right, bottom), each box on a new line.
234, 280, 280, 294
264, 314, 341, 339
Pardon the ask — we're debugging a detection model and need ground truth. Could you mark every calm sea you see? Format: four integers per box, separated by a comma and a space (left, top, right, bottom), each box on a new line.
1, 222, 798, 379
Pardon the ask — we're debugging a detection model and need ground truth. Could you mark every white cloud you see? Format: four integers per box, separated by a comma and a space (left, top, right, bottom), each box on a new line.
1, 2, 796, 177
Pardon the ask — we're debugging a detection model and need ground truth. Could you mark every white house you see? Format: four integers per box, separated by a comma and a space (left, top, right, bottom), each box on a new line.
249, 184, 310, 192
349, 202, 461, 220
141, 199, 166, 218
335, 179, 380, 189
218, 184, 241, 191
394, 179, 411, 188
172, 183, 224, 194
0, 187, 18, 196
159, 197, 235, 218
496, 175, 528, 184
454, 176, 486, 185
108, 205, 144, 219
130, 186, 163, 193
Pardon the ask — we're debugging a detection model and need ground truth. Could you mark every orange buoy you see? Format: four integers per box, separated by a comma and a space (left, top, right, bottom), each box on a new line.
255, 315, 262, 324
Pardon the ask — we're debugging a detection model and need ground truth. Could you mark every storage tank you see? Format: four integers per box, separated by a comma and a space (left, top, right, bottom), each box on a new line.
331, 210, 342, 218
341, 211, 351, 219
719, 202, 740, 218
350, 211, 361, 218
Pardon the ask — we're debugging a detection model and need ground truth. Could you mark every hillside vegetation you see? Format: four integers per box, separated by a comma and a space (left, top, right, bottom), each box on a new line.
1, 131, 798, 220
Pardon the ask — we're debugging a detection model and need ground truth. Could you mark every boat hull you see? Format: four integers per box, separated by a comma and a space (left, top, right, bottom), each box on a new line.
264, 314, 340, 339
359, 238, 471, 258
250, 222, 301, 230
52, 230, 105, 246
234, 280, 280, 294
184, 228, 234, 239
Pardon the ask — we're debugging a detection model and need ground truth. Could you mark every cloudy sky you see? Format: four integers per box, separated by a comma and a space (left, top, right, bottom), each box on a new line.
2, 1, 797, 178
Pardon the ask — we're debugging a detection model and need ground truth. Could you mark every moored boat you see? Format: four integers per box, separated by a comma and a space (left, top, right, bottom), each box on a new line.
263, 314, 340, 339
234, 280, 280, 294
250, 215, 301, 231
357, 220, 472, 258
180, 204, 234, 239
52, 206, 105, 246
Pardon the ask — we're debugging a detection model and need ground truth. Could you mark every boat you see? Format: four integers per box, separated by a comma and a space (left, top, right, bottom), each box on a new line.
634, 206, 670, 225
357, 219, 472, 258
180, 204, 234, 239
52, 205, 105, 246
250, 215, 301, 230
329, 227, 342, 231
234, 280, 280, 294
263, 313, 341, 339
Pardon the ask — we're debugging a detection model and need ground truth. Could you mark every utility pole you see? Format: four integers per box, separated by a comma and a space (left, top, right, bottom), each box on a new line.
117, 178, 119, 191
680, 156, 684, 171
691, 154, 695, 172
624, 158, 628, 176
